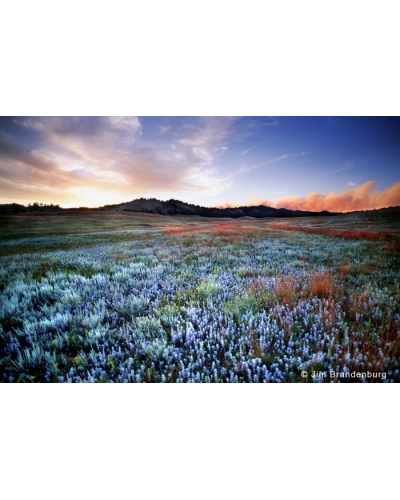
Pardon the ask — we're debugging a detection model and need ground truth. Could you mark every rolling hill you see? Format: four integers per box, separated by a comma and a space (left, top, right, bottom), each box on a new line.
101, 198, 336, 218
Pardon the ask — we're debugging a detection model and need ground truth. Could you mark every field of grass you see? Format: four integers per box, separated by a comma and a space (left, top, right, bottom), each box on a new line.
0, 210, 399, 382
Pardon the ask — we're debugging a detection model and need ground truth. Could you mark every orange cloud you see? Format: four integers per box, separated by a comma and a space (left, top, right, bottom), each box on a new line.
216, 201, 242, 209
248, 181, 400, 213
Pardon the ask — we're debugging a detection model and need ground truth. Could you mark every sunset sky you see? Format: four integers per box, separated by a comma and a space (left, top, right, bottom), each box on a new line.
0, 116, 399, 212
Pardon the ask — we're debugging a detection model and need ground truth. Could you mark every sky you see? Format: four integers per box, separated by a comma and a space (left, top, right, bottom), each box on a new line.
0, 116, 399, 212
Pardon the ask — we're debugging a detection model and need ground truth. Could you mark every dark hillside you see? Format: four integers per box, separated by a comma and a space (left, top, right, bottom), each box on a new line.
102, 197, 338, 218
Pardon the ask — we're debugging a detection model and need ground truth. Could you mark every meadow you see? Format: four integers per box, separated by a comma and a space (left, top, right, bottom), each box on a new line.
0, 209, 399, 382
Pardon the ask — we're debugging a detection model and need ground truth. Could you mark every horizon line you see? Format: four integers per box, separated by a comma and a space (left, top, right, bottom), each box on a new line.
2, 197, 400, 215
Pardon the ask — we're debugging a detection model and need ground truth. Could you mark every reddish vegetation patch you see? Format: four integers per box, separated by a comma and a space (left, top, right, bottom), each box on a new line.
339, 262, 352, 277
385, 239, 400, 253
309, 270, 335, 298
275, 270, 336, 306
164, 226, 194, 236
275, 275, 298, 306
204, 223, 254, 234
273, 224, 392, 241
164, 222, 265, 239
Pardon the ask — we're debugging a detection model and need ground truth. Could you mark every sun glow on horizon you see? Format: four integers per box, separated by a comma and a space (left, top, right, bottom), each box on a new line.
61, 187, 132, 209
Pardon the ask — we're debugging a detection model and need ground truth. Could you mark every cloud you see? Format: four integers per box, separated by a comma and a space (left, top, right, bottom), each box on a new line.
1, 118, 160, 206
159, 125, 171, 134
216, 201, 242, 209
0, 136, 73, 188
347, 181, 357, 186
241, 146, 255, 155
238, 155, 289, 174
0, 117, 247, 207
107, 116, 142, 134
173, 117, 238, 165
312, 164, 357, 179
249, 181, 400, 212
244, 117, 278, 129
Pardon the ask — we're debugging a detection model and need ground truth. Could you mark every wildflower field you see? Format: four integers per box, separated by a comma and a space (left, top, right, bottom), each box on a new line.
1, 209, 399, 382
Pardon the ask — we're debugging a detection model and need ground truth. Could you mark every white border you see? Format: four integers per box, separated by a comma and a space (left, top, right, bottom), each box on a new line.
1, 2, 398, 498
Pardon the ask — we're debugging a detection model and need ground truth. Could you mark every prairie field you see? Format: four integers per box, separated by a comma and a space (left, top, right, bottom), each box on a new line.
0, 209, 399, 383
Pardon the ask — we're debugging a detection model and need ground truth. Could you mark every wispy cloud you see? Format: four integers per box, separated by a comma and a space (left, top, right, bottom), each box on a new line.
241, 146, 255, 155
238, 154, 289, 174
347, 181, 357, 186
159, 125, 171, 135
172, 117, 238, 164
244, 117, 278, 129
312, 164, 358, 179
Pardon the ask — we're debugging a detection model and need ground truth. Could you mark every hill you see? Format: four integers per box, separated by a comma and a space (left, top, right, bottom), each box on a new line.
101, 197, 336, 218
